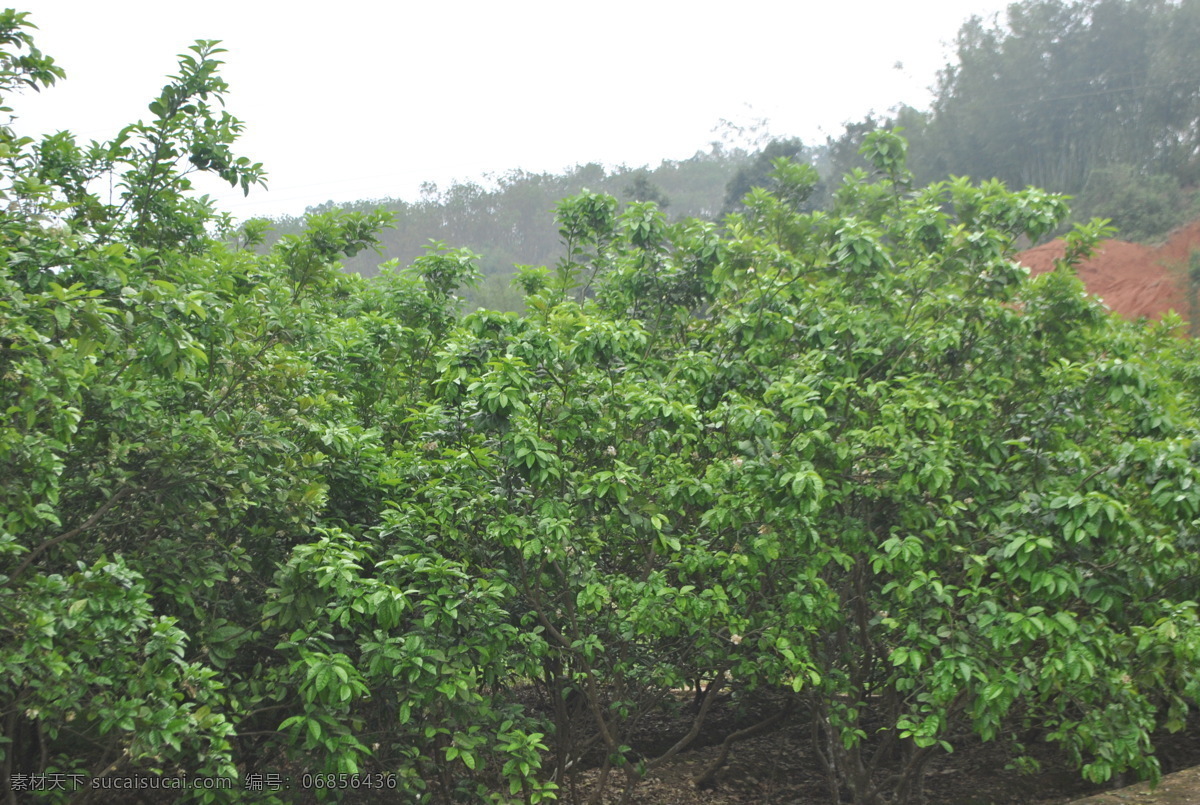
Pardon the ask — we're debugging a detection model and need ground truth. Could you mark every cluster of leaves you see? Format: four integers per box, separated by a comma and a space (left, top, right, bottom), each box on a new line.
420, 131, 1200, 804
3, 12, 1200, 805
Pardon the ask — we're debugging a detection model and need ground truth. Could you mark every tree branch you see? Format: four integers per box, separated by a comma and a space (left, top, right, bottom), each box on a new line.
5, 486, 132, 585
691, 695, 796, 788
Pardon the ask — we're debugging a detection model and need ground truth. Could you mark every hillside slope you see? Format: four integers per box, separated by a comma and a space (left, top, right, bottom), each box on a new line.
1016, 220, 1200, 323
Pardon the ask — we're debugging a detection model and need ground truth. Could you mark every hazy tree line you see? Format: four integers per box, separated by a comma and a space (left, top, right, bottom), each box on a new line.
264, 0, 1200, 303
263, 151, 765, 310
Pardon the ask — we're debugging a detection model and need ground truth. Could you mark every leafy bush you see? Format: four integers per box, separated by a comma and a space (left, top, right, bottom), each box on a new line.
2, 15, 1198, 805
425, 131, 1200, 803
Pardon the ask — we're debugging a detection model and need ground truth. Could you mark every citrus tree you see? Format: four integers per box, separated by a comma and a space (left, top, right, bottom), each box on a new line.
412, 132, 1200, 803
0, 13, 552, 803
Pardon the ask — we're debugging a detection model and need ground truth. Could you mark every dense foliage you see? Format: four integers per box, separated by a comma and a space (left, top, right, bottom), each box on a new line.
928, 0, 1200, 191
3, 11, 1200, 805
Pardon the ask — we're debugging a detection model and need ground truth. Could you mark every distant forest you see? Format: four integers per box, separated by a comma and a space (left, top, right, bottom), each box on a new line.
829, 0, 1200, 240
261, 145, 808, 311
265, 0, 1200, 311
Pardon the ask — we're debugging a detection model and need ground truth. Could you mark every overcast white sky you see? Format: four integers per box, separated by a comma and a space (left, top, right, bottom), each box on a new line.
13, 0, 1013, 219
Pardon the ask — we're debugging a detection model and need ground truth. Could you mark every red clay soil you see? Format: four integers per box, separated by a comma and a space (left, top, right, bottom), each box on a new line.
1015, 219, 1200, 323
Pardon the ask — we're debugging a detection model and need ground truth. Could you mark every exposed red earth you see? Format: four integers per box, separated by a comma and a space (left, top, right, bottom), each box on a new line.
1015, 219, 1200, 324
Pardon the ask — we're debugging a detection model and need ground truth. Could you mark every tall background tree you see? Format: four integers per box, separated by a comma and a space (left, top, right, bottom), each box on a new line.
828, 0, 1200, 242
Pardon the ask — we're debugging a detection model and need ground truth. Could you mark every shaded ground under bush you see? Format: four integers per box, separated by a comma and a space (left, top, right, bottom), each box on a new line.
77, 688, 1200, 804
556, 690, 1200, 805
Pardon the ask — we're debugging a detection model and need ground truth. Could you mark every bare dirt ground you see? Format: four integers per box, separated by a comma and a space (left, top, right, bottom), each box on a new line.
1065, 766, 1200, 805
557, 691, 1200, 805
1016, 219, 1200, 324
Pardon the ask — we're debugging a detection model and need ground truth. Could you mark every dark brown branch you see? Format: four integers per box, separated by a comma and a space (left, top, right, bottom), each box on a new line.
691, 696, 796, 788
6, 486, 132, 585
648, 674, 728, 769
